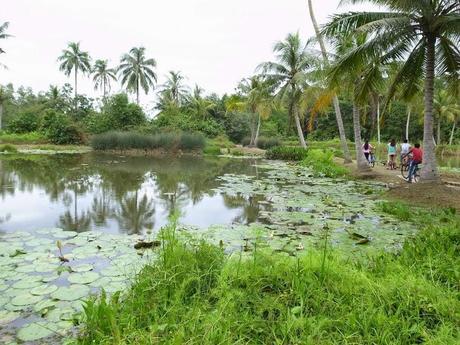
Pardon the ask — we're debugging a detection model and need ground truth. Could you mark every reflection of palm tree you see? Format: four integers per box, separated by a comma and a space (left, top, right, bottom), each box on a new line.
116, 191, 155, 235
223, 194, 265, 224
91, 192, 113, 227
59, 210, 91, 232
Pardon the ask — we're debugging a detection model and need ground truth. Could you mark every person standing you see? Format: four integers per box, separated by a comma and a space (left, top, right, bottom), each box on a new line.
362, 140, 373, 163
400, 139, 411, 165
387, 139, 397, 170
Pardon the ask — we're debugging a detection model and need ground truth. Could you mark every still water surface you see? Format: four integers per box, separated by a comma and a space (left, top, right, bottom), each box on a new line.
0, 154, 264, 235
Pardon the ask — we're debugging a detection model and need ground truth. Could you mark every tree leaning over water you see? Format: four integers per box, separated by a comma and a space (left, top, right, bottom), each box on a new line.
258, 33, 314, 148
58, 42, 91, 100
92, 59, 117, 99
323, 0, 460, 182
118, 47, 157, 104
307, 0, 352, 163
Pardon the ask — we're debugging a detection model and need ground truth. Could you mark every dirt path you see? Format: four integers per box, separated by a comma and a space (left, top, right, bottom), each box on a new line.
335, 157, 460, 211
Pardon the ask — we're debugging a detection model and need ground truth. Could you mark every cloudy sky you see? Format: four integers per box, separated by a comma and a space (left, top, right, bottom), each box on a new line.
1, 0, 371, 106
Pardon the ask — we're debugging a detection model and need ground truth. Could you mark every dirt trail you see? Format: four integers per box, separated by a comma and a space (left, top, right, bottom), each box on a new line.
335, 157, 460, 211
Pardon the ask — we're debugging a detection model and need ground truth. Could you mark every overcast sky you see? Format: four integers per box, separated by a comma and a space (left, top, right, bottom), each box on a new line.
1, 0, 371, 106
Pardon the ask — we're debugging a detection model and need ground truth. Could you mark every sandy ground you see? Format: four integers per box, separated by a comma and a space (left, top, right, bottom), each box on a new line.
335, 157, 460, 211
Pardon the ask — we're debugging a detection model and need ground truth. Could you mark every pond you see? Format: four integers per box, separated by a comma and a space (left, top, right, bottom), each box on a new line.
0, 153, 418, 344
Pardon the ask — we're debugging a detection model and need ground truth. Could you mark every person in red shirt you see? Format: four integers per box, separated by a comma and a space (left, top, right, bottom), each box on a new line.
407, 143, 423, 182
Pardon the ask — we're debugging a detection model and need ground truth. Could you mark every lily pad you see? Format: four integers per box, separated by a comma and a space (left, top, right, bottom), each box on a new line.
17, 322, 55, 342
11, 293, 43, 306
11, 278, 43, 289
30, 284, 58, 296
33, 299, 57, 313
51, 285, 90, 301
68, 272, 99, 284
71, 264, 94, 272
0, 310, 20, 325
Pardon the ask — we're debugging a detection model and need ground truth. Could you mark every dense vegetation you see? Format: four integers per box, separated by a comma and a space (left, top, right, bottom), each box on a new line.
78, 205, 459, 345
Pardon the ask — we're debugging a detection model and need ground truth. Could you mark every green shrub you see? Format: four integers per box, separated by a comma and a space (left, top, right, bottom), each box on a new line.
301, 149, 348, 177
90, 132, 205, 152
7, 111, 41, 133
41, 110, 85, 145
103, 93, 146, 131
266, 146, 308, 161
256, 137, 281, 149
203, 145, 221, 156
0, 144, 18, 153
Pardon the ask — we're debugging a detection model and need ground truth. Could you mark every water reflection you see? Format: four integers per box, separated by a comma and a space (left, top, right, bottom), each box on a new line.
0, 154, 263, 235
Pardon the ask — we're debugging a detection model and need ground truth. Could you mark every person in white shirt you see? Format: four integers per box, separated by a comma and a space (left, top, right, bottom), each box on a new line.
400, 139, 411, 165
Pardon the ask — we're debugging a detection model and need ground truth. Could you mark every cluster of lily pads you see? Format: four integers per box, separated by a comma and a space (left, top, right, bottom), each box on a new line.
0, 160, 419, 344
0, 228, 154, 344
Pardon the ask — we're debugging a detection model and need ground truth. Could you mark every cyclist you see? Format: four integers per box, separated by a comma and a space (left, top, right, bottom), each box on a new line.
407, 143, 423, 183
362, 140, 373, 163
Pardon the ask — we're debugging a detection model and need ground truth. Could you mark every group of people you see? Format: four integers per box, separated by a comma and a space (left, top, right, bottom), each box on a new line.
362, 139, 423, 183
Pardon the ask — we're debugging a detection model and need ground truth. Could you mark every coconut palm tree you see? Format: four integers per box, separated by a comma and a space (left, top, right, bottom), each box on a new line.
323, 0, 460, 182
58, 42, 91, 100
118, 47, 157, 104
258, 33, 314, 148
237, 76, 273, 147
0, 22, 12, 69
158, 71, 189, 107
92, 59, 117, 99
306, 1, 352, 163
434, 88, 460, 145
187, 85, 215, 120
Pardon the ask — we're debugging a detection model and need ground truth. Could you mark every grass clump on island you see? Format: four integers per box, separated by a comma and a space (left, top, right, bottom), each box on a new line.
90, 131, 206, 152
0, 143, 18, 153
265, 146, 308, 161
77, 205, 459, 345
301, 149, 349, 178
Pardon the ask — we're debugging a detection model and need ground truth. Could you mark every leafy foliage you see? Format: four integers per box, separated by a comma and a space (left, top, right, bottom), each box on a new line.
265, 146, 309, 161
301, 149, 348, 177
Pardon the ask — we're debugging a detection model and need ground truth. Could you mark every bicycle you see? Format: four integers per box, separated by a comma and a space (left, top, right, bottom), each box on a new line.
368, 152, 376, 168
401, 159, 421, 183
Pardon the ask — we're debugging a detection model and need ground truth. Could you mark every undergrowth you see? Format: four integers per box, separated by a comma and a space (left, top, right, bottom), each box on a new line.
78, 205, 459, 345
301, 149, 349, 177
266, 146, 308, 161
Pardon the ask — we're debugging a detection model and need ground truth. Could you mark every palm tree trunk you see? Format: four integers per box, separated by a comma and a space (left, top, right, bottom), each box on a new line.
436, 119, 441, 145
420, 36, 439, 182
449, 121, 456, 146
254, 113, 261, 147
103, 78, 106, 99
136, 80, 140, 104
405, 106, 411, 141
307, 0, 351, 163
0, 103, 3, 130
352, 103, 370, 172
377, 98, 381, 144
294, 108, 307, 148
74, 67, 78, 99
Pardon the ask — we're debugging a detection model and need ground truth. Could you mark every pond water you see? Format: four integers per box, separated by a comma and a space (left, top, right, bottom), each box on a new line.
0, 153, 419, 344
0, 154, 263, 235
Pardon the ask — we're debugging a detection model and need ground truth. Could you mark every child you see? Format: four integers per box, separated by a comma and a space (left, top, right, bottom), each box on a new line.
407, 143, 423, 182
362, 140, 373, 162
387, 139, 397, 170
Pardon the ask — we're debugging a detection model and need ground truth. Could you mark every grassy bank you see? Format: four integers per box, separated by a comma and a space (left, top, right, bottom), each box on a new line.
77, 204, 459, 345
90, 131, 205, 152
0, 131, 48, 145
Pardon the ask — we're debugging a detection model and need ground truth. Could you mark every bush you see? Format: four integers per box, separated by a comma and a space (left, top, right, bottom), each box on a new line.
7, 111, 41, 133
102, 93, 146, 131
266, 146, 308, 161
242, 137, 281, 149
0, 131, 47, 144
90, 131, 205, 152
0, 144, 18, 153
301, 149, 348, 178
203, 145, 221, 156
41, 110, 85, 145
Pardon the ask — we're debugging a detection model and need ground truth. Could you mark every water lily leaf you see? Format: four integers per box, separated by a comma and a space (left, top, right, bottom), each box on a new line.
34, 262, 59, 273
17, 322, 55, 342
46, 307, 75, 322
68, 272, 99, 284
0, 296, 9, 307
11, 293, 43, 306
89, 277, 112, 288
71, 264, 93, 272
33, 299, 57, 313
30, 284, 58, 296
11, 278, 43, 289
0, 310, 20, 325
51, 285, 90, 301
42, 274, 59, 283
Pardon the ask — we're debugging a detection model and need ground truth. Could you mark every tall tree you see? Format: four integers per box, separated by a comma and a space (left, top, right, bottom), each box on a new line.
323, 0, 460, 182
187, 85, 215, 120
158, 71, 189, 107
307, 1, 352, 163
0, 22, 12, 69
0, 86, 11, 130
434, 88, 460, 145
58, 42, 91, 100
92, 59, 117, 99
118, 47, 157, 104
258, 33, 314, 148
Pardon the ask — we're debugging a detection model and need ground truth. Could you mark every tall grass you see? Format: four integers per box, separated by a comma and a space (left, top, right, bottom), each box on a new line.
78, 206, 459, 345
0, 144, 18, 153
301, 149, 349, 178
241, 136, 281, 149
0, 131, 47, 144
265, 146, 309, 161
90, 131, 205, 152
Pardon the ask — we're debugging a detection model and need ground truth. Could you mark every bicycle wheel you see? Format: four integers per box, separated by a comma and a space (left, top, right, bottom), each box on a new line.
401, 162, 409, 179
413, 167, 421, 183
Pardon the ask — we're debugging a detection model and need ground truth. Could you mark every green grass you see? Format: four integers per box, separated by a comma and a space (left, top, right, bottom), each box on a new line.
77, 206, 459, 345
90, 131, 205, 152
266, 146, 309, 161
0, 144, 18, 153
0, 131, 48, 144
242, 136, 281, 149
301, 149, 349, 178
